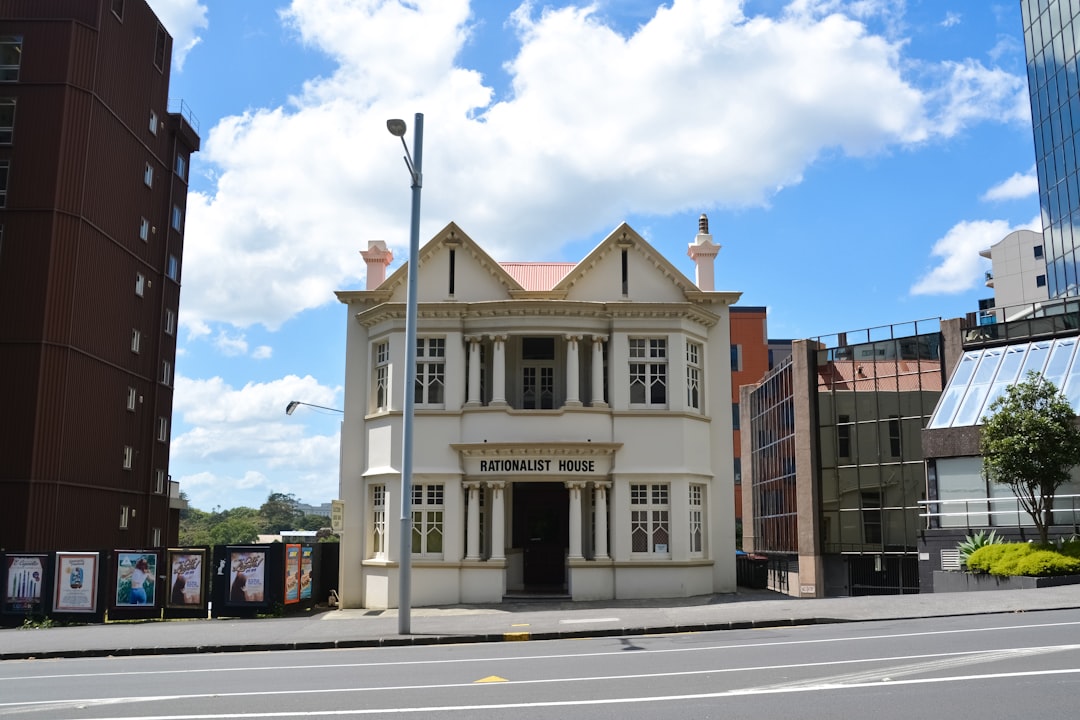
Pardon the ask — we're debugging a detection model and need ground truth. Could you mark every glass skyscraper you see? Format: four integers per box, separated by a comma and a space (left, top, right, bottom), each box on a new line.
1023, 0, 1080, 297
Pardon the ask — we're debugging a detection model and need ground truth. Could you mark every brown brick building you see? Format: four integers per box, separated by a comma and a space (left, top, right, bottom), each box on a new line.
0, 0, 199, 551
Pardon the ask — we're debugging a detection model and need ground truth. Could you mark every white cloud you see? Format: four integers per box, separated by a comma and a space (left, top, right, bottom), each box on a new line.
146, 0, 208, 69
941, 12, 961, 28
910, 217, 1041, 296
214, 331, 249, 357
180, 0, 1024, 332
982, 168, 1038, 202
252, 345, 273, 360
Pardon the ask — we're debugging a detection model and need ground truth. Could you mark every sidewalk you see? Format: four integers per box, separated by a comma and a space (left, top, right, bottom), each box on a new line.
4, 585, 1080, 661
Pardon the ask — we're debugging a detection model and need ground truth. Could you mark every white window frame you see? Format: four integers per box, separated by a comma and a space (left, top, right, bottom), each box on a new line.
630, 483, 670, 555
687, 341, 702, 411
167, 254, 178, 281
411, 484, 444, 557
155, 469, 165, 494
139, 217, 150, 241
371, 483, 387, 559
689, 484, 705, 555
149, 109, 158, 135
157, 416, 168, 442
127, 386, 138, 411
144, 162, 154, 187
175, 152, 187, 180
415, 337, 445, 406
374, 341, 389, 411
151, 527, 161, 546
120, 505, 130, 529
135, 272, 145, 297
131, 329, 141, 353
122, 446, 133, 470
164, 307, 176, 336
629, 338, 667, 407
171, 205, 183, 232
161, 359, 172, 386
0, 98, 14, 144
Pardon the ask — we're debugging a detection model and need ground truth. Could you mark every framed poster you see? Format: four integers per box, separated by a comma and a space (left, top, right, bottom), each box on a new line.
166, 549, 206, 608
228, 549, 266, 604
4, 554, 46, 613
284, 544, 301, 604
115, 552, 157, 607
300, 546, 313, 601
53, 552, 99, 613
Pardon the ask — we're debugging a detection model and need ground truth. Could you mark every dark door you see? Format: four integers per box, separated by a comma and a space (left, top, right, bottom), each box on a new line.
513, 482, 568, 588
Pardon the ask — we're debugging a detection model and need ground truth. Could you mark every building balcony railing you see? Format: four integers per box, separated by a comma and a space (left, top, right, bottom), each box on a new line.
962, 298, 1080, 347
919, 494, 1080, 531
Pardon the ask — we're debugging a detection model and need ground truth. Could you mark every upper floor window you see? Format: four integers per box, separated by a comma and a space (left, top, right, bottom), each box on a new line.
166, 254, 179, 281
1037, 274, 1047, 288
415, 338, 445, 405
157, 416, 169, 442
139, 217, 150, 242
122, 446, 134, 471
730, 344, 743, 372
155, 469, 165, 494
144, 163, 154, 187
171, 205, 183, 231
689, 484, 705, 555
371, 483, 387, 558
111, 0, 125, 20
0, 37, 22, 82
0, 159, 9, 207
120, 504, 130, 528
629, 338, 666, 406
1034, 244, 1044, 259
630, 483, 669, 554
175, 153, 187, 180
0, 98, 14, 143
149, 109, 158, 135
127, 386, 138, 411
164, 307, 176, 336
131, 328, 141, 353
154, 25, 167, 71
837, 414, 852, 458
135, 272, 145, 297
161, 359, 172, 386
687, 341, 701, 410
374, 341, 389, 411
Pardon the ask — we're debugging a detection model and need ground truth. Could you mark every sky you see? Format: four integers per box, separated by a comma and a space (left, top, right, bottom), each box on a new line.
149, 0, 1041, 512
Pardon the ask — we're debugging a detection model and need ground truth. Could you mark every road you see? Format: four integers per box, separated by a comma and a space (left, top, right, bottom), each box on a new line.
1, 610, 1079, 719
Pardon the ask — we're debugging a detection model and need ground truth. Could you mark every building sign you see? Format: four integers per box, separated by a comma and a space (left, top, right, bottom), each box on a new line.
467, 455, 610, 476
331, 500, 344, 533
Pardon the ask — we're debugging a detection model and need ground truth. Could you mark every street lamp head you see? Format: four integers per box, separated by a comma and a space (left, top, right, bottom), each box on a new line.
386, 118, 407, 137
285, 401, 300, 416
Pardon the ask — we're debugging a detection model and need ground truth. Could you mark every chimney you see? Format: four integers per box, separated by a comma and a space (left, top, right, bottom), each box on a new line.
687, 213, 720, 291
360, 241, 394, 290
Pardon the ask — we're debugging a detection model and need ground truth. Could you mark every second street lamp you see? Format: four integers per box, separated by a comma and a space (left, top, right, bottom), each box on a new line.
387, 113, 423, 635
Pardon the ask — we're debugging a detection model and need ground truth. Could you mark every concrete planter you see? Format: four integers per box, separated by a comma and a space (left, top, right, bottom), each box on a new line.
933, 570, 1080, 592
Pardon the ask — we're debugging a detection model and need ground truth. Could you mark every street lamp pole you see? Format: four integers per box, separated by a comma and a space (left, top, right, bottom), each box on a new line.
387, 113, 423, 635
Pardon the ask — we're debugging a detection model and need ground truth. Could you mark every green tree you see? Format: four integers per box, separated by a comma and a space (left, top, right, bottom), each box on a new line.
259, 492, 303, 533
981, 371, 1080, 545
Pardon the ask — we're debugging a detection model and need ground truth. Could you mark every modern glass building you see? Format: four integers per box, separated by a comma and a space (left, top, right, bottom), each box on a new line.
1022, 0, 1080, 297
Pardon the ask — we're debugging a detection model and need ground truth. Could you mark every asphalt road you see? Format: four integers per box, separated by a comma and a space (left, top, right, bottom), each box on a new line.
2, 610, 1079, 719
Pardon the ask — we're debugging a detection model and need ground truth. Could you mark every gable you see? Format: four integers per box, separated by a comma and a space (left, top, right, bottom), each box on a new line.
560, 224, 696, 303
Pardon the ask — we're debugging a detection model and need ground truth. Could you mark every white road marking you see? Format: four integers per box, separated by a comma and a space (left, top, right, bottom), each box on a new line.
4, 667, 1080, 718
559, 617, 619, 624
4, 617, 1080, 682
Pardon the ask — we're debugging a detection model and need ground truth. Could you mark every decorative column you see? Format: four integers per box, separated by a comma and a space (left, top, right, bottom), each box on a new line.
466, 336, 482, 407
464, 482, 482, 561
593, 481, 611, 560
488, 481, 506, 560
591, 335, 608, 407
566, 481, 586, 560
490, 334, 507, 406
565, 335, 582, 407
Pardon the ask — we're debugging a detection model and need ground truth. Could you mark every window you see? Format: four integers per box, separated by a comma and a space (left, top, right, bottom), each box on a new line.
411, 484, 444, 556
371, 484, 386, 558
172, 205, 183, 231
111, 0, 125, 20
689, 484, 705, 554
1037, 274, 1048, 287
131, 329, 141, 353
1034, 244, 1044, 259
149, 109, 158, 135
161, 360, 172, 386
733, 457, 741, 485
415, 338, 445, 405
374, 341, 389, 410
155, 469, 165, 494
135, 272, 145, 297
144, 163, 154, 187
122, 446, 133, 470
157, 416, 168, 442
120, 505, 130, 529
139, 217, 150, 242
520, 337, 555, 409
686, 341, 701, 410
732, 402, 740, 430
0, 36, 22, 82
152, 527, 161, 546
888, 415, 901, 458
166, 254, 178, 281
127, 386, 138, 411
0, 98, 14, 143
630, 483, 670, 554
629, 338, 667, 406
164, 308, 176, 336
837, 414, 851, 458
862, 491, 882, 544
0, 159, 9, 207
175, 152, 187, 180
730, 344, 743, 372
154, 25, 167, 71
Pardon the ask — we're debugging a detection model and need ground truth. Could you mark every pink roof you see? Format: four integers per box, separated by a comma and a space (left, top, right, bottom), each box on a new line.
500, 262, 577, 291
817, 360, 943, 392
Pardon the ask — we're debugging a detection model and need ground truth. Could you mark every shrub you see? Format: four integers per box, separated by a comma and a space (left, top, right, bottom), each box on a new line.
957, 530, 1004, 567
967, 541, 1080, 577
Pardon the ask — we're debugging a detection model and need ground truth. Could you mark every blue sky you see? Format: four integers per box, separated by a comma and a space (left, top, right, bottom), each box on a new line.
149, 0, 1039, 512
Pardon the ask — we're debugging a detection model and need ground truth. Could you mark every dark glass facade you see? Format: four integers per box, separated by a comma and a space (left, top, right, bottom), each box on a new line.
748, 357, 796, 554
1022, 0, 1080, 297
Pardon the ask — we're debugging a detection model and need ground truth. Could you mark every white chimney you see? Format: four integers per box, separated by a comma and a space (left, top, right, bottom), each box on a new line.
360, 241, 394, 290
687, 213, 720, 291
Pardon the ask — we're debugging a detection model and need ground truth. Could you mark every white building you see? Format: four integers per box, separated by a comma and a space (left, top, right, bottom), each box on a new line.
335, 219, 740, 608
980, 229, 1049, 318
